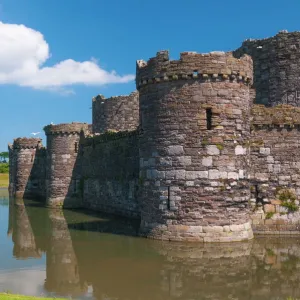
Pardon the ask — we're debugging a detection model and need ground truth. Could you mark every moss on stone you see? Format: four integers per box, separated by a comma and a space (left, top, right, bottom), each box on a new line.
266, 212, 275, 219
216, 144, 224, 150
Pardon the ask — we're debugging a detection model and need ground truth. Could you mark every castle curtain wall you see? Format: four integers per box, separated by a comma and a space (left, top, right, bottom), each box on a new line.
250, 104, 300, 232
81, 131, 140, 218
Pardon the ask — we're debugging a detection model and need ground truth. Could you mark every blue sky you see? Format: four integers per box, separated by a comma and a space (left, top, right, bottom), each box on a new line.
1, 0, 300, 151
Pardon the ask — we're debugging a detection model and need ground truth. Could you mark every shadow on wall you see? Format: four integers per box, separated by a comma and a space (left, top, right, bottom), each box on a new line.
23, 146, 46, 201
60, 130, 86, 209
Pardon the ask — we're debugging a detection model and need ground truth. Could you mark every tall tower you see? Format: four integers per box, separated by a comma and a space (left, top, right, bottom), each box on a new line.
44, 123, 89, 208
92, 91, 139, 134
136, 50, 254, 242
9, 138, 44, 199
234, 30, 300, 106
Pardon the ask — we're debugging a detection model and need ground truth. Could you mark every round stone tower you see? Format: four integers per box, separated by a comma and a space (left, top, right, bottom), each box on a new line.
136, 50, 254, 242
234, 30, 300, 106
10, 138, 43, 199
92, 91, 139, 134
44, 122, 89, 208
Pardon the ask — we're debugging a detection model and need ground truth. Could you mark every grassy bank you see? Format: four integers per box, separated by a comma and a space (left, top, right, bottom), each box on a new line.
0, 173, 8, 188
0, 293, 66, 299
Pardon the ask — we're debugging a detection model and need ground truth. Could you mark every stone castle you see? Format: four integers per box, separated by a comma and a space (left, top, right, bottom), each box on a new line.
8, 30, 300, 242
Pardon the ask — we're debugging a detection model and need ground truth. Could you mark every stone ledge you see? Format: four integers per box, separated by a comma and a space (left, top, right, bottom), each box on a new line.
139, 221, 254, 242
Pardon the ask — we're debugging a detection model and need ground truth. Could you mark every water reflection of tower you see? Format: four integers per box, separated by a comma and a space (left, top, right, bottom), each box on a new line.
7, 196, 14, 237
11, 199, 41, 259
70, 222, 254, 300
152, 241, 253, 300
44, 209, 87, 297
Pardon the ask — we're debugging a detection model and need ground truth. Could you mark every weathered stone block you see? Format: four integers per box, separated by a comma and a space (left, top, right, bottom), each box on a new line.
208, 169, 220, 179
167, 145, 184, 156
206, 145, 220, 155
264, 204, 275, 213
202, 156, 213, 167
235, 145, 246, 155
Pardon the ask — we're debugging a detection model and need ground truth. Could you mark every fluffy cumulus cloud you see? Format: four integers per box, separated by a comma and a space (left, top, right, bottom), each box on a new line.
0, 22, 134, 92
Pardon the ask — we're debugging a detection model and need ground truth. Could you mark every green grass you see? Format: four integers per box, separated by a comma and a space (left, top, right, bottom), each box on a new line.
0, 293, 66, 299
0, 173, 8, 188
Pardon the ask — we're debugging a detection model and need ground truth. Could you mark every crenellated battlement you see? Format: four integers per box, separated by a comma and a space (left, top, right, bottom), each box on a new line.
13, 138, 43, 149
136, 50, 253, 89
83, 130, 139, 147
251, 104, 300, 127
44, 123, 89, 135
92, 91, 138, 103
241, 30, 299, 46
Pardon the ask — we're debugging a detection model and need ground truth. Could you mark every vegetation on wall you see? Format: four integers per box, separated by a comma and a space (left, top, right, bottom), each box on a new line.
277, 188, 299, 212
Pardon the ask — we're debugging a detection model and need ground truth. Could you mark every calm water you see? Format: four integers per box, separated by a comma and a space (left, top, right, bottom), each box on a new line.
1, 189, 300, 299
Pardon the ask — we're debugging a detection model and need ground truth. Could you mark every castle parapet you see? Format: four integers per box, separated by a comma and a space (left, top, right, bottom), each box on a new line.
92, 91, 139, 134
44, 122, 89, 135
136, 51, 253, 89
251, 104, 300, 127
13, 137, 42, 149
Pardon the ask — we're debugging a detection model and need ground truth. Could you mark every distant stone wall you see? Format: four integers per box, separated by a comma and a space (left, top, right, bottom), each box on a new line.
92, 91, 139, 134
234, 30, 300, 107
250, 104, 300, 232
81, 130, 140, 218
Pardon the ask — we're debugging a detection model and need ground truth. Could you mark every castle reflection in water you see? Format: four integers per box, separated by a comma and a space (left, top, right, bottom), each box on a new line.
7, 195, 300, 300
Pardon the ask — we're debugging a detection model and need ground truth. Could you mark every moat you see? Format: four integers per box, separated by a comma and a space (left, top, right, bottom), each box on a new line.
0, 189, 300, 300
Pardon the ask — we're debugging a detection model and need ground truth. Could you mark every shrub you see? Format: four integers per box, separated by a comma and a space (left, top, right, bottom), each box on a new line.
0, 163, 9, 173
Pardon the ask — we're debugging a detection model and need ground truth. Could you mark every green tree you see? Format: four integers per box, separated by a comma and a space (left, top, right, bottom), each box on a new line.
0, 152, 9, 163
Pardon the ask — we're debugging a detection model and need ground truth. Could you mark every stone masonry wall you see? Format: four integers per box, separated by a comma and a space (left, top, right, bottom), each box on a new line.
81, 130, 140, 218
92, 91, 139, 134
234, 30, 300, 107
137, 50, 254, 242
44, 123, 89, 208
250, 104, 300, 233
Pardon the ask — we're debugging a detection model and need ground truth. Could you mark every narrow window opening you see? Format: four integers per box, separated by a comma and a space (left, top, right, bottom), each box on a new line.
31, 154, 34, 162
167, 186, 171, 210
206, 108, 212, 130
75, 142, 78, 153
193, 70, 198, 76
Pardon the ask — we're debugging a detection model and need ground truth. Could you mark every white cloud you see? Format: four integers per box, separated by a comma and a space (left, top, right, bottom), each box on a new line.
0, 22, 135, 92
